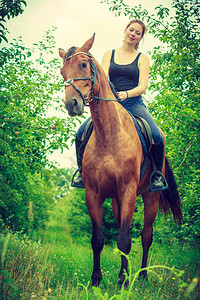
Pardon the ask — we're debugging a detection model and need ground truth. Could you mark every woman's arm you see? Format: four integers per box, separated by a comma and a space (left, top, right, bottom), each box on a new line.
118, 54, 150, 101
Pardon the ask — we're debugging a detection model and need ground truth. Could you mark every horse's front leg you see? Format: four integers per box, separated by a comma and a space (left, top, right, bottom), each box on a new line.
117, 219, 131, 288
117, 191, 137, 288
91, 220, 104, 286
85, 191, 104, 286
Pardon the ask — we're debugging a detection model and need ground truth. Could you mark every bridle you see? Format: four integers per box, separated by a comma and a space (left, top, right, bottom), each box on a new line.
64, 52, 118, 105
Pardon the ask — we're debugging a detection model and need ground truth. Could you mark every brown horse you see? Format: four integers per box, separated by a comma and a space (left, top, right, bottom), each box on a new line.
59, 35, 182, 287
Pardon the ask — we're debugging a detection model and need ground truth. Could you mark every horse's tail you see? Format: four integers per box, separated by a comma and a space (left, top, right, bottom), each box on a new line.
159, 158, 183, 225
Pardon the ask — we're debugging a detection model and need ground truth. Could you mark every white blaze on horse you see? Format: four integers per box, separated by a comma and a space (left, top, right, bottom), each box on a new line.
59, 35, 182, 287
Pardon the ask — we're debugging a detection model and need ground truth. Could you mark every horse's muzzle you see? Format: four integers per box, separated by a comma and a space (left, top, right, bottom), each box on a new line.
65, 98, 84, 116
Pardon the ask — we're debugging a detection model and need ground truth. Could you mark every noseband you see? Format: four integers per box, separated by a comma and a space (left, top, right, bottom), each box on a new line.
64, 52, 117, 104
64, 52, 100, 105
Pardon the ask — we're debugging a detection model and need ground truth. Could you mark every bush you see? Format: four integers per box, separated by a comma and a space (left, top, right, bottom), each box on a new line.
0, 29, 79, 233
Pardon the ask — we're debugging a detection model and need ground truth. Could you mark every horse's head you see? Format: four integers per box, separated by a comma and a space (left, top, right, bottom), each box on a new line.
59, 34, 97, 116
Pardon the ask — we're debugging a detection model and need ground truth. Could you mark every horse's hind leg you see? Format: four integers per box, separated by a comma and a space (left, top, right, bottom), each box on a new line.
85, 191, 104, 287
140, 192, 160, 278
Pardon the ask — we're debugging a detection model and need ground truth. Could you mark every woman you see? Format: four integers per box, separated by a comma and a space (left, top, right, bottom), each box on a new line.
72, 19, 165, 191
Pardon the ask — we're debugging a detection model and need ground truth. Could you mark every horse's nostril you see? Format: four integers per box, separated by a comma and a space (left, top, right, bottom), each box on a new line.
72, 98, 78, 107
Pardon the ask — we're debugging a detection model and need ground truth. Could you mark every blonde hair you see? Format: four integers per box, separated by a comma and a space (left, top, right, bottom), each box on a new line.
125, 19, 146, 49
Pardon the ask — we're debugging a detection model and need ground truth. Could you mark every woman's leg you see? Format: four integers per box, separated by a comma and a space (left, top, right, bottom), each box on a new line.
126, 104, 166, 191
76, 116, 92, 141
72, 117, 92, 188
127, 104, 161, 145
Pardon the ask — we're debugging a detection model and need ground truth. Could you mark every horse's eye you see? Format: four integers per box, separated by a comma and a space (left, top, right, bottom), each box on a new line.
82, 62, 87, 69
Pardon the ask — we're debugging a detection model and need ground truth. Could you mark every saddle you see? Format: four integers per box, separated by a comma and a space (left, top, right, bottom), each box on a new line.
131, 114, 152, 155
128, 113, 152, 183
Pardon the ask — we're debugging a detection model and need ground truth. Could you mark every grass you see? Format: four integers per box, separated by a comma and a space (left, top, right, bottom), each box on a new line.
0, 197, 199, 299
0, 226, 199, 299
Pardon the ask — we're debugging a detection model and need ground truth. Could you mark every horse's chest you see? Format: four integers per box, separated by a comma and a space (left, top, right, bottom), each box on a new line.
84, 152, 135, 185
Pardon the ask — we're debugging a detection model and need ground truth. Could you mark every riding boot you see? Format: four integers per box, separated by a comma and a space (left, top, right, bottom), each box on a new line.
150, 139, 167, 192
71, 136, 85, 188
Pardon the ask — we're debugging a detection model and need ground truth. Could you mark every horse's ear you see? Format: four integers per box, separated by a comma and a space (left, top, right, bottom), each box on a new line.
59, 48, 66, 59
81, 33, 95, 53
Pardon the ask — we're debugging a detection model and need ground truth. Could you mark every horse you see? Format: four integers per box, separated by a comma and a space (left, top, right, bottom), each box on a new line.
59, 35, 182, 288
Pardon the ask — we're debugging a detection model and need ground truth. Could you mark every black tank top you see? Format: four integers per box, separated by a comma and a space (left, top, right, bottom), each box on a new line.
109, 50, 142, 92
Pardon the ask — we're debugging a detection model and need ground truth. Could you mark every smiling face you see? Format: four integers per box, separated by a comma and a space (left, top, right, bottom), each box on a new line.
124, 21, 145, 49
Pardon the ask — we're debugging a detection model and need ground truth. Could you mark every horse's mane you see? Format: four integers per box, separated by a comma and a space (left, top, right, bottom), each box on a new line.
64, 46, 76, 61
108, 80, 119, 100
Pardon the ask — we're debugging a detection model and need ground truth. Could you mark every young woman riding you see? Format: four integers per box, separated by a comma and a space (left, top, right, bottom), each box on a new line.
73, 19, 165, 192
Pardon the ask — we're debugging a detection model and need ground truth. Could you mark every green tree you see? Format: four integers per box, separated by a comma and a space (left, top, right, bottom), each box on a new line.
148, 0, 200, 246
0, 0, 27, 43
0, 29, 81, 232
102, 0, 200, 246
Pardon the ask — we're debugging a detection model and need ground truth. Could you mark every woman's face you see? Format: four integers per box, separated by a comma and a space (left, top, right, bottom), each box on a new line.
124, 22, 143, 46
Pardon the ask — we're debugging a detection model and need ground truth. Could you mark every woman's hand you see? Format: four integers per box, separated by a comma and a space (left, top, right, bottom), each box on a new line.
117, 91, 128, 101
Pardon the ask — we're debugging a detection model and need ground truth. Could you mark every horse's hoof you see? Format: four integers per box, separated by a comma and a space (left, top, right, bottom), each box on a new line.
139, 270, 148, 281
118, 276, 129, 290
92, 279, 101, 287
92, 275, 102, 287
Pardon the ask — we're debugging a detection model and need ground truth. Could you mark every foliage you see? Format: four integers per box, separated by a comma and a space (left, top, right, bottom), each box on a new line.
0, 0, 27, 43
0, 29, 81, 232
148, 0, 200, 246
91, 249, 198, 300
66, 188, 92, 243
0, 230, 199, 299
66, 189, 121, 244
102, 0, 200, 247
0, 167, 72, 233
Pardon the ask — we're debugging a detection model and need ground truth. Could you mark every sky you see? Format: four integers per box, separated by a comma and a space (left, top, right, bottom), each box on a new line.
3, 0, 172, 169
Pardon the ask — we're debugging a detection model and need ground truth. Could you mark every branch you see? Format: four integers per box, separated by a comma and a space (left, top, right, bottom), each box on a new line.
175, 137, 197, 171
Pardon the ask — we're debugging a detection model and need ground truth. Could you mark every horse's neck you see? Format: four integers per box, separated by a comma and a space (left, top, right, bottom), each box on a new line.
89, 64, 121, 143
90, 100, 119, 142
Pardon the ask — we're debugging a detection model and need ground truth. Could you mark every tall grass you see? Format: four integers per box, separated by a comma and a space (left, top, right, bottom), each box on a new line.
0, 228, 199, 299
0, 196, 199, 299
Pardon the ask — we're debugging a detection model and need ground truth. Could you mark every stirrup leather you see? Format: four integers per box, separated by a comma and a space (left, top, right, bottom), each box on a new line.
71, 169, 85, 189
149, 170, 168, 192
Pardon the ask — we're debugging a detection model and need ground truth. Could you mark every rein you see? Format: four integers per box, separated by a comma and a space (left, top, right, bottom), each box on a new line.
64, 52, 118, 104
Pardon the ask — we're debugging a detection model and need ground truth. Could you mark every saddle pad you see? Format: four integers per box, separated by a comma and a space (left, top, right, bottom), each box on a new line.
126, 110, 148, 157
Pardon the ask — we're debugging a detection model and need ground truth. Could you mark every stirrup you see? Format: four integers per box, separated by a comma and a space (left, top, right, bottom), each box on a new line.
149, 170, 168, 192
71, 169, 85, 189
